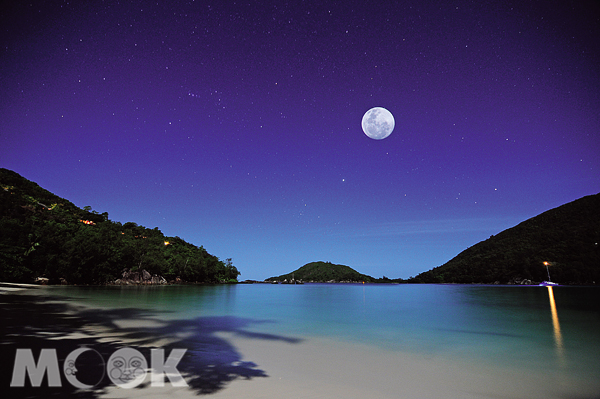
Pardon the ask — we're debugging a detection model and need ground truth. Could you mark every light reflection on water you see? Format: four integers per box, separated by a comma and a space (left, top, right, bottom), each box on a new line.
546, 286, 565, 363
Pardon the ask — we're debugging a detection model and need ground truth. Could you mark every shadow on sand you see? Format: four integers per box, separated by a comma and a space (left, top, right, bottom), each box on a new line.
0, 291, 302, 398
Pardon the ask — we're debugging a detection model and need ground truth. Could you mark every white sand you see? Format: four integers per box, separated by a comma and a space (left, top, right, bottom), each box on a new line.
0, 282, 41, 293
100, 331, 595, 399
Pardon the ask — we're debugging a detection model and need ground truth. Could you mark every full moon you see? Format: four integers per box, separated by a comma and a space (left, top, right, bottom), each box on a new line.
361, 107, 395, 140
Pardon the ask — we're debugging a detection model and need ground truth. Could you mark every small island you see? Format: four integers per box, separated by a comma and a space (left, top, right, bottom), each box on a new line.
265, 261, 396, 284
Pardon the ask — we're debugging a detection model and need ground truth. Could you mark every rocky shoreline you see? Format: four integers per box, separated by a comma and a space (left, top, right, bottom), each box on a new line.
113, 268, 168, 285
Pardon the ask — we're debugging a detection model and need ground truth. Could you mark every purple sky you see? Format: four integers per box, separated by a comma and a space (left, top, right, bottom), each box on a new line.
2, 1, 599, 280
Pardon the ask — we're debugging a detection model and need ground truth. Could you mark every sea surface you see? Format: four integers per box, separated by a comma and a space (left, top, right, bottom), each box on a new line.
26, 283, 600, 393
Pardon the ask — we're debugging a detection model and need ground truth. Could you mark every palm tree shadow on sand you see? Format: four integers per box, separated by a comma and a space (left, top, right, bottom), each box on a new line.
0, 292, 302, 398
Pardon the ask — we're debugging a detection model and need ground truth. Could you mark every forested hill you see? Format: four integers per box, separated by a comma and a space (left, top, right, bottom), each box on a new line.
0, 168, 239, 284
410, 193, 600, 285
266, 261, 379, 283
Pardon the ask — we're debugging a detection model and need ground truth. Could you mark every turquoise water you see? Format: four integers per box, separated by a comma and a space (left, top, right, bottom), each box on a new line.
39, 283, 600, 387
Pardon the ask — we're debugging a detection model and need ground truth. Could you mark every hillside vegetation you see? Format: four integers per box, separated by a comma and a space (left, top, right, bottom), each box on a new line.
266, 261, 380, 283
0, 168, 239, 284
410, 193, 600, 285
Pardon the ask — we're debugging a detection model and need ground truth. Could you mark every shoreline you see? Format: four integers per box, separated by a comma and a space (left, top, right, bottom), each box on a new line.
205, 332, 595, 399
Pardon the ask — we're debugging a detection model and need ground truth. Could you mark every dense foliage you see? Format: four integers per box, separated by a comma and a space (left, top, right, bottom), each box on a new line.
0, 168, 240, 284
410, 193, 600, 285
266, 261, 380, 283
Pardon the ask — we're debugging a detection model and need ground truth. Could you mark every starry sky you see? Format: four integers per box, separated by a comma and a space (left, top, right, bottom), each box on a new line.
2, 1, 599, 280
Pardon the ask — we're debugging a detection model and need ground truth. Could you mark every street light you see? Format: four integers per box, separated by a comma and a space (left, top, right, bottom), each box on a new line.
544, 261, 551, 281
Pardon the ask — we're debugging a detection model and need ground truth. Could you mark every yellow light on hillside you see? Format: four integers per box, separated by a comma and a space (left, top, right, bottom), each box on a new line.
164, 241, 170, 246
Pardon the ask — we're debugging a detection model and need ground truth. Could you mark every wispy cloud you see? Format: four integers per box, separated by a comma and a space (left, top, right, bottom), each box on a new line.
326, 217, 521, 238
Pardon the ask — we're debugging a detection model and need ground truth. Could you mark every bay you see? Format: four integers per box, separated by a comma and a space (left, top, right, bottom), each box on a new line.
11, 283, 600, 397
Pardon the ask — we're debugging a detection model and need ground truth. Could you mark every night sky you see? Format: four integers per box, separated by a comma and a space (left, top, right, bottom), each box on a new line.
2, 1, 599, 280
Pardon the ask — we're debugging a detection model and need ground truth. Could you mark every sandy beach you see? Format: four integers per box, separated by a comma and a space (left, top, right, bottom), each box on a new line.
98, 331, 593, 399
2, 287, 598, 399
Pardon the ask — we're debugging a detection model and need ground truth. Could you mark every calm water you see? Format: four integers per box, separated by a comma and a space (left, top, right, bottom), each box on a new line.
36, 283, 600, 387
